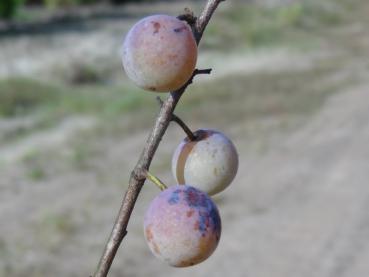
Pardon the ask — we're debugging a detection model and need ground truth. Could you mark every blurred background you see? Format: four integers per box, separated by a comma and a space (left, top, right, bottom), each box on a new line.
1, 0, 369, 276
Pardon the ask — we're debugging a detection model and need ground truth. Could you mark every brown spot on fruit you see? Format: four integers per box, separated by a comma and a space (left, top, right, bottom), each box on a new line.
152, 21, 161, 34
199, 236, 214, 256
187, 210, 195, 217
152, 241, 161, 255
148, 86, 156, 91
176, 259, 195, 267
193, 129, 212, 141
145, 225, 154, 242
168, 54, 178, 60
178, 236, 216, 266
194, 220, 200, 230
146, 225, 161, 255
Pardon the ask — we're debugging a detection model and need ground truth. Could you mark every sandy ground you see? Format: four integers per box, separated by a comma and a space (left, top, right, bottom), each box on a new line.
1, 2, 369, 277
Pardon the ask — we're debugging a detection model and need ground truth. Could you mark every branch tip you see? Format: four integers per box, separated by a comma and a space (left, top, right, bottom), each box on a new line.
144, 171, 168, 191
156, 96, 164, 107
177, 8, 197, 26
194, 68, 212, 75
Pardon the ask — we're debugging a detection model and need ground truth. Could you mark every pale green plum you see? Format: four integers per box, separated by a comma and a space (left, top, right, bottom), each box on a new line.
122, 14, 197, 92
172, 129, 239, 196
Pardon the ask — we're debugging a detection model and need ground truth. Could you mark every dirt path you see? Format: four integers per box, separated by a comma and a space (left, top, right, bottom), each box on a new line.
221, 85, 369, 277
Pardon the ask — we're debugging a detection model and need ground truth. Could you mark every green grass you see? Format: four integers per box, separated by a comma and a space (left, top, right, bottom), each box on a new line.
202, 0, 347, 50
0, 77, 153, 121
0, 238, 9, 259
178, 57, 353, 131
0, 77, 152, 145
22, 150, 47, 181
35, 211, 77, 252
27, 166, 46, 181
0, 78, 60, 117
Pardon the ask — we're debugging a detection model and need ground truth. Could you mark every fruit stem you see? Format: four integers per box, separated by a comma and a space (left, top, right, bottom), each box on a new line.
145, 171, 168, 191
171, 114, 197, 141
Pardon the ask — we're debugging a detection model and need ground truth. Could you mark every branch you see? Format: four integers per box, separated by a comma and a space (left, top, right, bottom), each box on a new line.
144, 170, 168, 191
93, 1, 224, 276
171, 114, 196, 141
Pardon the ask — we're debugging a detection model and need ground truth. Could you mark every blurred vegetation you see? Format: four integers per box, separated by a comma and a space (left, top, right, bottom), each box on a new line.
0, 78, 60, 117
0, 0, 352, 121
0, 0, 160, 19
42, 0, 97, 9
0, 0, 24, 19
0, 0, 360, 145
0, 77, 151, 121
35, 211, 77, 252
179, 64, 350, 128
204, 1, 348, 49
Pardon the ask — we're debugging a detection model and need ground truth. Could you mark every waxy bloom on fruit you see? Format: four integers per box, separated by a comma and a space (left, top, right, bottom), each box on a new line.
172, 129, 238, 196
122, 14, 197, 92
144, 185, 221, 267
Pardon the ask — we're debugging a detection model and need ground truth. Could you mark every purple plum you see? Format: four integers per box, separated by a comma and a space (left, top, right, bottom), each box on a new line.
144, 185, 221, 267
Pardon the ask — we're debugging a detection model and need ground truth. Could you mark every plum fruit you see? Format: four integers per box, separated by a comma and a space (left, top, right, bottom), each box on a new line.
122, 14, 197, 92
143, 185, 221, 267
172, 129, 238, 196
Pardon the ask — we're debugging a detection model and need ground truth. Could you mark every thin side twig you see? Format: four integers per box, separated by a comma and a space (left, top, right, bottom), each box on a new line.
144, 170, 168, 191
171, 114, 197, 141
93, 1, 224, 276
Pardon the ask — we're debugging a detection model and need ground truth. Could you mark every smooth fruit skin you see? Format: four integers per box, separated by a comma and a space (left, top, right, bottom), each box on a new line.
122, 14, 197, 92
172, 129, 239, 196
144, 185, 221, 267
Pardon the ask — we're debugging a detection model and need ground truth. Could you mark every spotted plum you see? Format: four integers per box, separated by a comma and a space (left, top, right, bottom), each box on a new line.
144, 185, 221, 267
122, 14, 197, 92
